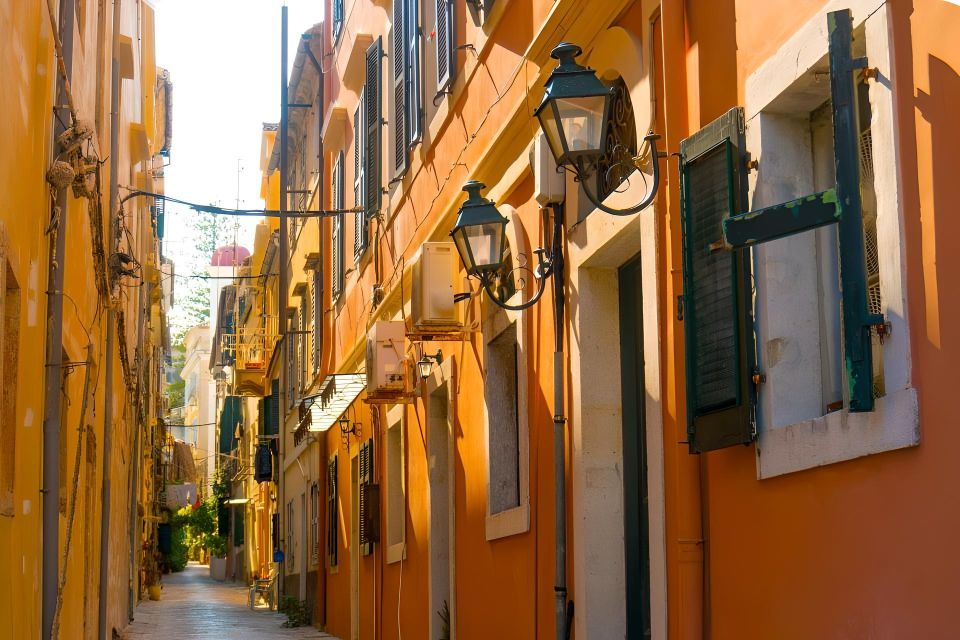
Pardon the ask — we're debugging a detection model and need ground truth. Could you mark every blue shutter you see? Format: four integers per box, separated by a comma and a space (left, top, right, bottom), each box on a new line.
680, 107, 754, 453
332, 0, 344, 41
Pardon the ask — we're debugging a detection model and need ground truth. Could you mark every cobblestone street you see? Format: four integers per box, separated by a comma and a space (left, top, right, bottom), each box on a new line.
122, 564, 336, 639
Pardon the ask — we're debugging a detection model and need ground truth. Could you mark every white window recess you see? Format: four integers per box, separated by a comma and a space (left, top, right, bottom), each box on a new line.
745, 2, 918, 478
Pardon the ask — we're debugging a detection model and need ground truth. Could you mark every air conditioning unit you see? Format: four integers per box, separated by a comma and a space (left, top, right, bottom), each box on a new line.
366, 321, 407, 395
412, 242, 461, 331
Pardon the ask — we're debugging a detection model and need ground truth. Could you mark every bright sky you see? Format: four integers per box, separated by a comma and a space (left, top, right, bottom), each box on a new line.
153, 0, 321, 275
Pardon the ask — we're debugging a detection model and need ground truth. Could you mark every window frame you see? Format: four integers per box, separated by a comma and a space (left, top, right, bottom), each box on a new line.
385, 405, 407, 563
743, 3, 917, 478
481, 206, 531, 541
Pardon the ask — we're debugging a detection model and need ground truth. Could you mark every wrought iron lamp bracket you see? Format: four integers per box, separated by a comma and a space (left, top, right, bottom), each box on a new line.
573, 131, 663, 217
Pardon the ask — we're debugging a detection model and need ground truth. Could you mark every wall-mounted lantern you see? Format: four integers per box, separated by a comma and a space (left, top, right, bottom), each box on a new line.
417, 350, 443, 380
535, 42, 663, 216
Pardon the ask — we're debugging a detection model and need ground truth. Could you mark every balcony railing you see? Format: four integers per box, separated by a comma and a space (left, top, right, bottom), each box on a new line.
220, 328, 280, 371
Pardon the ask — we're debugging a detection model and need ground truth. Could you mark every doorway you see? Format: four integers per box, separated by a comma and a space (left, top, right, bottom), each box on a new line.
350, 454, 360, 640
619, 256, 651, 638
428, 380, 455, 639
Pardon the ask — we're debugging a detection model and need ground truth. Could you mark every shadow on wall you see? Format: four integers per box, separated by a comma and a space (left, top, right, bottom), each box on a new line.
915, 54, 960, 357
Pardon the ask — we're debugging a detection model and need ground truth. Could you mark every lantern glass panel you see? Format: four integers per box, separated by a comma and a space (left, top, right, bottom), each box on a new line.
465, 221, 505, 271
555, 95, 606, 156
538, 104, 565, 162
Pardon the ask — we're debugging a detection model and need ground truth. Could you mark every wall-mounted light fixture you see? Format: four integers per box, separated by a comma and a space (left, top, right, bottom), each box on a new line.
450, 181, 554, 311
535, 42, 662, 216
417, 349, 443, 380
338, 416, 360, 439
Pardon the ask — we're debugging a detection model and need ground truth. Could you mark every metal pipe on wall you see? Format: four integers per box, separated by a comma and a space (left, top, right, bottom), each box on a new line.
551, 203, 570, 640
42, 1, 75, 637
98, 0, 121, 635
278, 4, 290, 598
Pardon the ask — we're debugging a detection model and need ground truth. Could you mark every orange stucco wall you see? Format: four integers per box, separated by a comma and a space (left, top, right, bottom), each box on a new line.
271, 0, 960, 638
659, 1, 960, 638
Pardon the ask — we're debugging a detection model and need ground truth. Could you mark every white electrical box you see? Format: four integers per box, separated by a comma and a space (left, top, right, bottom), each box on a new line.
366, 321, 407, 394
533, 132, 565, 205
412, 242, 461, 330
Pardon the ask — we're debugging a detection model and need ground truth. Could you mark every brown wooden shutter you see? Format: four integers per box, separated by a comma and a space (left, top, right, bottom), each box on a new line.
364, 38, 383, 220
393, 0, 408, 177
435, 0, 454, 91
359, 438, 379, 555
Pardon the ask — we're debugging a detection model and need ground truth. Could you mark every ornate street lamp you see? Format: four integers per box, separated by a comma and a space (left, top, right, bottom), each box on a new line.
535, 42, 662, 216
449, 181, 510, 277
535, 42, 613, 166
450, 182, 555, 311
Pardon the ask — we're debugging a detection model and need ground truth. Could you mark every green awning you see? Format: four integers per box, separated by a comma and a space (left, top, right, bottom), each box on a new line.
219, 396, 242, 454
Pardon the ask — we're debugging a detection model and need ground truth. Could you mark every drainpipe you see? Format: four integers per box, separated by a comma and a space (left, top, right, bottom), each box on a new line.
302, 34, 325, 625
551, 203, 570, 640
278, 5, 289, 598
42, 1, 75, 638
97, 0, 121, 636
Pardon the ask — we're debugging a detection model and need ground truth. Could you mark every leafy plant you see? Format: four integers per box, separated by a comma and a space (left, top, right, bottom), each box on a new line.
279, 596, 312, 628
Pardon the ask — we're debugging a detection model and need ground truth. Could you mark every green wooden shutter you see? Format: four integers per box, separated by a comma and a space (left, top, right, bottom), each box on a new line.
435, 0, 454, 91
327, 455, 338, 567
393, 0, 409, 177
364, 38, 382, 221
264, 378, 280, 436
680, 106, 754, 453
406, 0, 422, 144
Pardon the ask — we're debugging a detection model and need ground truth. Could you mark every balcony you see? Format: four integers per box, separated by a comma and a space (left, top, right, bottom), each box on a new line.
221, 328, 280, 396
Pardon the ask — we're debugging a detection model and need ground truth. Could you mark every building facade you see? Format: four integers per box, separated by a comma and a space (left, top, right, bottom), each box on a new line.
221, 0, 960, 638
0, 0, 171, 638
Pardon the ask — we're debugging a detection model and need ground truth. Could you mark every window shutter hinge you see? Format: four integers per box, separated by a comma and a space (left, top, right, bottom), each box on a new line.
676, 295, 684, 322
745, 152, 758, 173
751, 371, 766, 386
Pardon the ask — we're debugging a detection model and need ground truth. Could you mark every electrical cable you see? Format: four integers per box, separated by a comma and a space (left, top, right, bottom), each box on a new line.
119, 188, 362, 218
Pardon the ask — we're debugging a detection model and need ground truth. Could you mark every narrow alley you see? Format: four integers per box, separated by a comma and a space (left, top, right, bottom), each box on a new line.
121, 564, 336, 640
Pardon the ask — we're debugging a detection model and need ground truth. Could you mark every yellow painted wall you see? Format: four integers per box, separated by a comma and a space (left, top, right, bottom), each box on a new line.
0, 0, 168, 637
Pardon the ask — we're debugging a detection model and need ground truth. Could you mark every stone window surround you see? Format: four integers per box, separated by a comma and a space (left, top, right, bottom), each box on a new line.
745, 0, 919, 479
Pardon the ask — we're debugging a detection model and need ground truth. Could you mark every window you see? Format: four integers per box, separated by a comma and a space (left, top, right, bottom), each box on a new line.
326, 455, 338, 568
359, 437, 379, 556
298, 295, 308, 392
353, 97, 368, 260
310, 481, 320, 566
392, 0, 422, 178
286, 499, 296, 573
684, 7, 917, 476
332, 0, 344, 42
364, 38, 383, 221
385, 407, 405, 563
0, 261, 19, 517
435, 0, 454, 92
485, 323, 520, 514
312, 268, 322, 373
332, 152, 345, 300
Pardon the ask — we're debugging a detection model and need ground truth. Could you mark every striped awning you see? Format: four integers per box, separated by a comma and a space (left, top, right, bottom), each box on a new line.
301, 373, 366, 432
